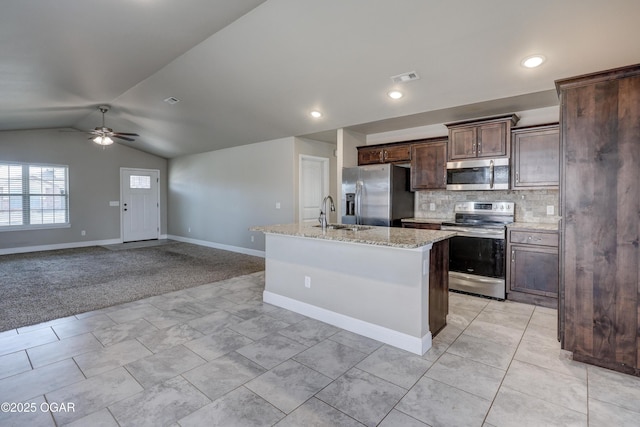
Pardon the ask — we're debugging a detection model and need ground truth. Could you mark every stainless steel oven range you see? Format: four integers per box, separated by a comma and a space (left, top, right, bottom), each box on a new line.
441, 201, 514, 299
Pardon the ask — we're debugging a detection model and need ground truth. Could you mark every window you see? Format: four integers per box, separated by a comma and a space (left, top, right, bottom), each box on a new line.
129, 175, 151, 189
0, 162, 69, 230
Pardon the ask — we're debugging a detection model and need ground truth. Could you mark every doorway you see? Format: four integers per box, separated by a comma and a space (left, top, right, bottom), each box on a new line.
299, 155, 330, 224
120, 168, 160, 242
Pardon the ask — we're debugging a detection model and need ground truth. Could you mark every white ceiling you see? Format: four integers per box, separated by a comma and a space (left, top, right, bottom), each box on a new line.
2, 0, 640, 158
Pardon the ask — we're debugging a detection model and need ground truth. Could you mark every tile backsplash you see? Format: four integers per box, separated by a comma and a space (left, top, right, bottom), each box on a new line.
414, 189, 560, 223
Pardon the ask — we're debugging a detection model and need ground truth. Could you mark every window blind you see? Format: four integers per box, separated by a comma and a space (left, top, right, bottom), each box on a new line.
0, 162, 69, 228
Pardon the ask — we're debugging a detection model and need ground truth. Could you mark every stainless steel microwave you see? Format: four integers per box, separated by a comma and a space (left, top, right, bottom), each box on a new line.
446, 158, 509, 190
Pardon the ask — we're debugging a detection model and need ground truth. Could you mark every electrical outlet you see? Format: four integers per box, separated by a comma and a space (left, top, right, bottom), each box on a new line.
188, 227, 191, 233
429, 203, 436, 211
546, 205, 555, 215
81, 230, 86, 236
251, 235, 255, 242
275, 202, 281, 209
304, 276, 311, 288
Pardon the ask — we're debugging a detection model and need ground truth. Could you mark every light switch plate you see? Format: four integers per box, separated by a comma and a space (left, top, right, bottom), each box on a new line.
546, 205, 554, 215
109, 201, 120, 207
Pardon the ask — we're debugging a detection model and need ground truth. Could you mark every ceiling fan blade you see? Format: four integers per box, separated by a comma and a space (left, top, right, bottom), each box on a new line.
113, 135, 136, 142
113, 132, 139, 136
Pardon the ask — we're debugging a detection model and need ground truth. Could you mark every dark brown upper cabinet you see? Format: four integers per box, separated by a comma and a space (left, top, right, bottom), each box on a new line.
357, 143, 410, 165
512, 124, 560, 189
446, 114, 519, 161
410, 138, 447, 190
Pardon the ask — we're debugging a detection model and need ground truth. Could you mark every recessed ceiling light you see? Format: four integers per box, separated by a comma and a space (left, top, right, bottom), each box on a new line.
521, 55, 546, 68
310, 110, 322, 118
388, 90, 403, 99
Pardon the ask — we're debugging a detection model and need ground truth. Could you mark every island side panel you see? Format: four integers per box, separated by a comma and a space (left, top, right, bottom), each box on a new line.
262, 233, 431, 353
429, 239, 449, 337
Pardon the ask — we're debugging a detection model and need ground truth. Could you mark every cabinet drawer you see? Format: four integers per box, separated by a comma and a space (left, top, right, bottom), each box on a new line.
510, 231, 558, 247
402, 222, 441, 230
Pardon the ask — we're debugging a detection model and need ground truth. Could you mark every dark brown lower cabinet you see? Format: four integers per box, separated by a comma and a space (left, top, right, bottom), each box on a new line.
506, 228, 558, 309
557, 64, 640, 376
402, 221, 441, 230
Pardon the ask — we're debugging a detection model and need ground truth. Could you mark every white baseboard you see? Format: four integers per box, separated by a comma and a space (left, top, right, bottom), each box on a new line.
0, 238, 122, 256
1, 234, 265, 257
167, 234, 265, 258
263, 290, 432, 355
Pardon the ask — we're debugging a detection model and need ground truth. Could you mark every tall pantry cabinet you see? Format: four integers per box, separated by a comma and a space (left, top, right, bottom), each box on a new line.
556, 64, 640, 376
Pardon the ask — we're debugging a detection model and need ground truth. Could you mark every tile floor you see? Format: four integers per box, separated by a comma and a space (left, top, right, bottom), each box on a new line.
1, 271, 640, 426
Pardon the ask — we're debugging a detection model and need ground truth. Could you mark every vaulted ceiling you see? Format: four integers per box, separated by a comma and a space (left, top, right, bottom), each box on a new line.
2, 0, 640, 158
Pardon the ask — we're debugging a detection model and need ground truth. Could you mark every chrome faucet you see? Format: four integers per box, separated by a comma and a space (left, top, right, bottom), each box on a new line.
319, 195, 336, 231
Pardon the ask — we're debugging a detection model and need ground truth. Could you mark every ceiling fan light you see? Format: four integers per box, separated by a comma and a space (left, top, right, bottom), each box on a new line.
93, 136, 114, 145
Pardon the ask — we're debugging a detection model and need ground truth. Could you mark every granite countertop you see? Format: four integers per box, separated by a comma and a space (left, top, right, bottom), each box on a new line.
251, 223, 456, 249
507, 222, 559, 231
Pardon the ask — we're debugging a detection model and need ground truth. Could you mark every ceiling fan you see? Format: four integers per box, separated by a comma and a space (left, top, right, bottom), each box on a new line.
89, 105, 139, 146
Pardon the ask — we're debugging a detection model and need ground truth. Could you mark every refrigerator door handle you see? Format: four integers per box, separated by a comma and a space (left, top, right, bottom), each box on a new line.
355, 180, 363, 225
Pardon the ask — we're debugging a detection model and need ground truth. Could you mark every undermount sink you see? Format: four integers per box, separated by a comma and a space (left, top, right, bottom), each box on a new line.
313, 224, 373, 231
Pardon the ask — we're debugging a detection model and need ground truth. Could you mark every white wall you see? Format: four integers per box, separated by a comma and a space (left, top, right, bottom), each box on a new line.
0, 129, 168, 252
167, 137, 296, 253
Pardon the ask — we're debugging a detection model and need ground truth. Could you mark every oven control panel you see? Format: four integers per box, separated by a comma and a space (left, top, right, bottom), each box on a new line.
453, 201, 514, 214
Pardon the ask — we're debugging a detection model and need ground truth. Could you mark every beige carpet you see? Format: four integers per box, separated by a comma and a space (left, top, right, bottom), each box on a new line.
0, 242, 264, 332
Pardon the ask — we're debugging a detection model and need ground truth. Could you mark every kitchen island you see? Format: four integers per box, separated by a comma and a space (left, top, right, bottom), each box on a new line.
250, 223, 455, 355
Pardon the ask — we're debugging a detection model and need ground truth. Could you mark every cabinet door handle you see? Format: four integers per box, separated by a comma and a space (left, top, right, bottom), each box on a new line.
515, 172, 519, 183
511, 250, 515, 262
472, 143, 476, 154
379, 151, 384, 162
477, 141, 482, 154
383, 150, 388, 161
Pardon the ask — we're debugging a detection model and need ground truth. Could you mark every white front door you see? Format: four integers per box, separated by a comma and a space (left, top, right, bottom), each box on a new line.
299, 155, 329, 223
121, 168, 160, 242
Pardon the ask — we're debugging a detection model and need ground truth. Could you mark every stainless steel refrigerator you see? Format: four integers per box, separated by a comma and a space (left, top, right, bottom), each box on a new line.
342, 164, 414, 227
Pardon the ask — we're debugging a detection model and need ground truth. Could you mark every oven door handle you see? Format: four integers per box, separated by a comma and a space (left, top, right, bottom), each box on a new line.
440, 226, 505, 239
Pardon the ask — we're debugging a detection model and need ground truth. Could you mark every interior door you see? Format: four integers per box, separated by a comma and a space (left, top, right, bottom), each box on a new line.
121, 168, 160, 242
299, 155, 329, 223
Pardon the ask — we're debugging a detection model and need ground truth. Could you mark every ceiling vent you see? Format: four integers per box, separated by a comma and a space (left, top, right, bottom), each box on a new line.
163, 96, 180, 105
390, 71, 420, 84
